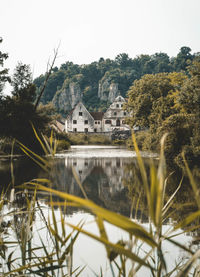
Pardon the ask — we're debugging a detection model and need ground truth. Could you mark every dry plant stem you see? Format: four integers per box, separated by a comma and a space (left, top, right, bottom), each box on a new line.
34, 45, 60, 111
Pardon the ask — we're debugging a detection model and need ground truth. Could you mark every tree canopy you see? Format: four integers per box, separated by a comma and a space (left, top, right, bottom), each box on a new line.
33, 46, 197, 114
127, 57, 200, 165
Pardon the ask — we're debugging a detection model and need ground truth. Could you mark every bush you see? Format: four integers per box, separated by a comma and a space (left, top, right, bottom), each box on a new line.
67, 133, 111, 145
56, 140, 70, 151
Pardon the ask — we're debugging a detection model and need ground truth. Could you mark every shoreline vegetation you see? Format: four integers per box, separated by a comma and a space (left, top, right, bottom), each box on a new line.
0, 132, 129, 157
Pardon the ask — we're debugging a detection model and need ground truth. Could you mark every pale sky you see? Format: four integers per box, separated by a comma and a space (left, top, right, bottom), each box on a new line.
1, 0, 200, 78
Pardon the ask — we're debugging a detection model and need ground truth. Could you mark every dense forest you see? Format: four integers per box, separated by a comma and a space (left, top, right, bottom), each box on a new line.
34, 46, 199, 114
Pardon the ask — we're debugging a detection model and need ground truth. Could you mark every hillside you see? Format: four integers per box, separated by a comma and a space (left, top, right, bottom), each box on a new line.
34, 47, 197, 116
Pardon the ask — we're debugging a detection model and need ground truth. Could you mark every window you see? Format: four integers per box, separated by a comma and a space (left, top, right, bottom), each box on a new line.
79, 112, 82, 116
124, 112, 126, 116
114, 112, 117, 116
119, 97, 121, 102
79, 170, 82, 174
84, 120, 88, 124
95, 121, 97, 124
121, 104, 123, 108
105, 120, 111, 124
73, 162, 77, 166
94, 128, 97, 132
116, 119, 120, 126
84, 128, 88, 133
73, 120, 77, 124
73, 128, 77, 132
98, 121, 100, 124
116, 104, 119, 108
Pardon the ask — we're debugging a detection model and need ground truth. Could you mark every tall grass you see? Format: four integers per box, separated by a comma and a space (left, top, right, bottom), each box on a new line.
0, 129, 200, 276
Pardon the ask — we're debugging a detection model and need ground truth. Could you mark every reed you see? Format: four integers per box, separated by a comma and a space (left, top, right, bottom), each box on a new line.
0, 129, 200, 276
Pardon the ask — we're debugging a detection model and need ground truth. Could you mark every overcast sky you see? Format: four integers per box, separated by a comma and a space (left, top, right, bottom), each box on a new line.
1, 0, 200, 78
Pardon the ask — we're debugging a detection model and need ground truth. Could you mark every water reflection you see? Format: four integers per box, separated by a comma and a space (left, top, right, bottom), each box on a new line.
50, 146, 147, 218
0, 146, 199, 276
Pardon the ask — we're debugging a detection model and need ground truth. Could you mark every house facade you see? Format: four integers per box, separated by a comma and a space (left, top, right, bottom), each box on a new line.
102, 95, 130, 132
65, 95, 130, 133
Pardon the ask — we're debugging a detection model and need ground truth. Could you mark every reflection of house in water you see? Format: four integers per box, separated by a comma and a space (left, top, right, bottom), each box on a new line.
64, 156, 132, 198
65, 158, 94, 184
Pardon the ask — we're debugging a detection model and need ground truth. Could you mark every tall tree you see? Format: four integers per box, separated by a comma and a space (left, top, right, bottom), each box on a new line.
0, 37, 10, 93
12, 62, 36, 102
173, 46, 194, 71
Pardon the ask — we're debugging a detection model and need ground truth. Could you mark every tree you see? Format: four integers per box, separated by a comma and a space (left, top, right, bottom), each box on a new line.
115, 53, 133, 68
173, 46, 194, 72
11, 62, 36, 102
0, 37, 10, 93
177, 58, 200, 115
127, 73, 180, 128
156, 59, 200, 163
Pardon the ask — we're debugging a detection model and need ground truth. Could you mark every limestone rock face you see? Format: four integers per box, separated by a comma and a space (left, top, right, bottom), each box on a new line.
52, 82, 82, 113
109, 83, 119, 102
98, 79, 120, 102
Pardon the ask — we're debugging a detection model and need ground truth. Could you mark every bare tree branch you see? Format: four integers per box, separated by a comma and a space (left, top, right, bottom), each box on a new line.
34, 44, 60, 110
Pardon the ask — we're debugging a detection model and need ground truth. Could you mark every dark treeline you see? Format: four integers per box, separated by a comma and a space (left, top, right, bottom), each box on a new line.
0, 38, 56, 153
34, 46, 199, 112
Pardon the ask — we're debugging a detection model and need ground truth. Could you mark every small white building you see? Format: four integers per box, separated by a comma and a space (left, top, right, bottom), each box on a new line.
65, 96, 130, 133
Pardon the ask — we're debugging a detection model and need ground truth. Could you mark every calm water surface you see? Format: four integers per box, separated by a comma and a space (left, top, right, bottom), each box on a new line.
0, 146, 195, 276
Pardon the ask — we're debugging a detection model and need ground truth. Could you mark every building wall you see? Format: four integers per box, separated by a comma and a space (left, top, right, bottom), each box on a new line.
103, 95, 130, 132
66, 102, 94, 133
93, 119, 103, 132
65, 96, 130, 133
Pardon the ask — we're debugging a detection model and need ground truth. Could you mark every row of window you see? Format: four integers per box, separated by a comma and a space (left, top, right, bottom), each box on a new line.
73, 119, 126, 125
73, 128, 98, 133
116, 104, 123, 108
73, 128, 88, 132
73, 120, 101, 124
105, 120, 126, 124
113, 111, 126, 116
78, 111, 126, 118
73, 120, 88, 124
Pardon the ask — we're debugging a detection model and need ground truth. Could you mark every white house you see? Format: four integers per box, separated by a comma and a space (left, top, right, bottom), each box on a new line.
65, 95, 130, 133
102, 95, 130, 132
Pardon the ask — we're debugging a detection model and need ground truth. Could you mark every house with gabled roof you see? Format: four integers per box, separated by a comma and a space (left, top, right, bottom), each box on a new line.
65, 96, 130, 133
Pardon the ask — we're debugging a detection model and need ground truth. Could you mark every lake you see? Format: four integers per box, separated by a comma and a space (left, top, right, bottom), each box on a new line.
0, 145, 197, 276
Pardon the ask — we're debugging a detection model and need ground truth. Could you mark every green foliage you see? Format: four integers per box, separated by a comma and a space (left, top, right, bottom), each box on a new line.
33, 47, 196, 115
127, 58, 200, 164
173, 46, 194, 72
68, 133, 111, 145
0, 61, 53, 153
56, 139, 70, 151
34, 69, 66, 103
127, 72, 184, 128
0, 38, 10, 93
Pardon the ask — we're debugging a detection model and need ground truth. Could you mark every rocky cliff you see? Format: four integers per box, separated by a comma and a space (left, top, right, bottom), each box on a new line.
52, 78, 120, 114
52, 82, 82, 113
98, 79, 120, 102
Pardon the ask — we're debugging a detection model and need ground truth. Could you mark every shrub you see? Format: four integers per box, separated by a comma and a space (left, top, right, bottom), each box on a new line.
56, 139, 70, 151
